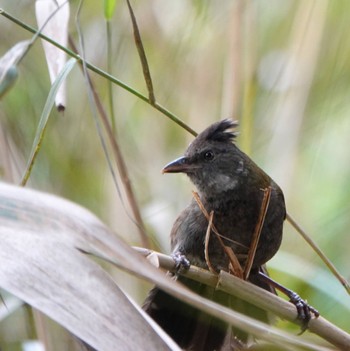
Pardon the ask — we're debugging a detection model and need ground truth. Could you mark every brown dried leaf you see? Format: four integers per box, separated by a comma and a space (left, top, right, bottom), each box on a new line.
243, 186, 271, 280
192, 191, 243, 276
204, 211, 217, 274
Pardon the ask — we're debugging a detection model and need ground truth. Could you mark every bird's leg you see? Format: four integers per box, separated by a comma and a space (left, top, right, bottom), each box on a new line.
171, 251, 191, 272
258, 271, 319, 331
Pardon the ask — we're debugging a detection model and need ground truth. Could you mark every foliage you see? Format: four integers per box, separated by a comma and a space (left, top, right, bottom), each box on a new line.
0, 1, 349, 350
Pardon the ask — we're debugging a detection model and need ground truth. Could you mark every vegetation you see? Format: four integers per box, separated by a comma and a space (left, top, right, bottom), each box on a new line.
0, 1, 349, 350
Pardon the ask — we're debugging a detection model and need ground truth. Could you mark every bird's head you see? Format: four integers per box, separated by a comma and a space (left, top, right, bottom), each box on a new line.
162, 119, 245, 195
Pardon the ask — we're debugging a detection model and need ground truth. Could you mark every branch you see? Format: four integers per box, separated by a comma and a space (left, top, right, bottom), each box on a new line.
0, 8, 197, 136
134, 247, 350, 351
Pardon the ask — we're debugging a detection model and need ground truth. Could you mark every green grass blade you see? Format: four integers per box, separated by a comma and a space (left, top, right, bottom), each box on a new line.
21, 58, 77, 186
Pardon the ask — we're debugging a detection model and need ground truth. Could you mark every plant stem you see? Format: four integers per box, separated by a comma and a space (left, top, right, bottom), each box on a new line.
134, 247, 350, 351
0, 9, 196, 136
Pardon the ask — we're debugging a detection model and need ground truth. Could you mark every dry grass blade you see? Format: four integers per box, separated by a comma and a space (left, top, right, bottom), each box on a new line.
286, 213, 350, 295
243, 186, 271, 280
68, 37, 150, 248
192, 191, 247, 249
204, 211, 217, 274
226, 246, 244, 278
193, 191, 244, 277
126, 0, 155, 104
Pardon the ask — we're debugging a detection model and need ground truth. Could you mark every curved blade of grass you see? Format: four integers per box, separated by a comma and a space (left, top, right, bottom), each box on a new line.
20, 57, 77, 186
126, 0, 155, 104
270, 251, 350, 311
286, 213, 350, 295
74, 2, 150, 247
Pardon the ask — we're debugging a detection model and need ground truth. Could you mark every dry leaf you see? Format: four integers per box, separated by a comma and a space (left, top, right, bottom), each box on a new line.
0, 182, 178, 351
35, 0, 70, 110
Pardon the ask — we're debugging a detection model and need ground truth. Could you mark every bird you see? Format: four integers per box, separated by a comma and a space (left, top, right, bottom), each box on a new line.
143, 119, 317, 350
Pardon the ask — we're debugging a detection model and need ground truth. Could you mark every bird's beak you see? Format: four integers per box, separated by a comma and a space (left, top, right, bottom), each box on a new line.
162, 156, 193, 174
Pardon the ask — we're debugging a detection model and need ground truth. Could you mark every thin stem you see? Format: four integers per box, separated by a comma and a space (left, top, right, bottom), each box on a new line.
126, 0, 155, 104
106, 20, 116, 134
243, 187, 271, 280
193, 191, 244, 277
134, 247, 350, 351
72, 7, 150, 248
204, 211, 216, 274
286, 213, 350, 295
0, 9, 196, 136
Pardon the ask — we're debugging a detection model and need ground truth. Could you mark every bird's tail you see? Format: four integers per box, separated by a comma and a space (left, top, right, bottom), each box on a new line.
143, 271, 272, 351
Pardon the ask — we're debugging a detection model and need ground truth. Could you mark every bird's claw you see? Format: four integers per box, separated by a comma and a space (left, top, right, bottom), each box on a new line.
171, 251, 190, 273
289, 292, 319, 332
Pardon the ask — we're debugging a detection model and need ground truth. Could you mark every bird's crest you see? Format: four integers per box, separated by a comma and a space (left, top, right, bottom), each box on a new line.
199, 119, 238, 143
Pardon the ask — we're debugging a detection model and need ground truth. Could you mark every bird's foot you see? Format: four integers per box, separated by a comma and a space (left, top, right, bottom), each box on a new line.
289, 291, 319, 333
171, 251, 190, 273
257, 271, 319, 333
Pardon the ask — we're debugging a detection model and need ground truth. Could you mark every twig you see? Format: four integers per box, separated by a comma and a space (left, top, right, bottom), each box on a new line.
134, 247, 350, 351
243, 187, 271, 280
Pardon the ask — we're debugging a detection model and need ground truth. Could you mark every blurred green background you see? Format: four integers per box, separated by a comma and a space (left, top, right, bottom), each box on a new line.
0, 0, 349, 349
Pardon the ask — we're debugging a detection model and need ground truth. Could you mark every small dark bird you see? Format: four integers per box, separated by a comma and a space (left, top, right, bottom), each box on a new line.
143, 119, 317, 350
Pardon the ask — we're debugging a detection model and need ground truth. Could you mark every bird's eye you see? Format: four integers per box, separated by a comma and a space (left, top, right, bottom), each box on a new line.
203, 150, 214, 161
